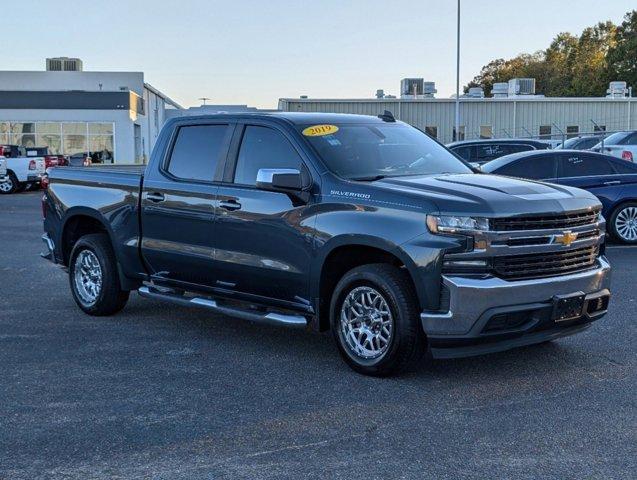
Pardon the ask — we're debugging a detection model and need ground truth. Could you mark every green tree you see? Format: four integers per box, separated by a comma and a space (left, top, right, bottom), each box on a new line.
607, 11, 637, 92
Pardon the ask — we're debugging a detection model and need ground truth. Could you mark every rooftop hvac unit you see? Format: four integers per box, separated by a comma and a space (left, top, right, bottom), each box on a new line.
508, 78, 535, 96
376, 89, 385, 99
491, 82, 509, 98
401, 78, 424, 98
606, 81, 629, 98
46, 57, 83, 71
466, 87, 484, 98
423, 82, 437, 97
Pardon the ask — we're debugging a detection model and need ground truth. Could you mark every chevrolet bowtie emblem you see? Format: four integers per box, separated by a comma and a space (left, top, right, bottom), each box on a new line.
555, 231, 578, 246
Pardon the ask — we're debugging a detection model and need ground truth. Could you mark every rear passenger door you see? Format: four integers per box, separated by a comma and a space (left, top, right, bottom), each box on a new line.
557, 152, 622, 204
141, 121, 234, 288
213, 122, 317, 309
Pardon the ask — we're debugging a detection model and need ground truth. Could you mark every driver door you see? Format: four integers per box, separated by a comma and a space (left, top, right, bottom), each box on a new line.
213, 123, 317, 308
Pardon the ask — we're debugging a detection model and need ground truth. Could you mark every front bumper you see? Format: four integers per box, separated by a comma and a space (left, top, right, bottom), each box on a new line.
421, 256, 611, 359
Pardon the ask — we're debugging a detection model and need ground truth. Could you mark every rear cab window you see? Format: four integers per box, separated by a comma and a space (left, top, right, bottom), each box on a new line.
166, 124, 231, 182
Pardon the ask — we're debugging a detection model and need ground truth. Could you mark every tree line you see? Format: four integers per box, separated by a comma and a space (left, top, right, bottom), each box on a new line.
465, 10, 637, 97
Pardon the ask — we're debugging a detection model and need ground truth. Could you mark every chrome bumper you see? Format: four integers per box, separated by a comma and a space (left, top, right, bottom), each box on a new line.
421, 256, 611, 338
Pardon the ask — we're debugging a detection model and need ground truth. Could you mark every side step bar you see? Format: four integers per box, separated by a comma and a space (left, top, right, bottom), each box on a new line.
138, 286, 308, 328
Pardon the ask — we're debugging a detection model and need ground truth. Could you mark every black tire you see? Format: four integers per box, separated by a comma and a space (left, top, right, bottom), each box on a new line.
609, 202, 637, 244
330, 264, 426, 377
69, 233, 129, 316
0, 172, 19, 194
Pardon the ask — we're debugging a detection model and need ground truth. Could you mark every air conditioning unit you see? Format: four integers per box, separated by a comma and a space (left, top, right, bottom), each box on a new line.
606, 81, 629, 98
491, 82, 509, 98
508, 78, 535, 96
46, 57, 83, 72
466, 87, 484, 98
401, 78, 424, 98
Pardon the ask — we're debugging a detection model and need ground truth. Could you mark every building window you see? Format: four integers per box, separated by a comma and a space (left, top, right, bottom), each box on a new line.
539, 125, 552, 139
425, 126, 438, 138
0, 121, 116, 162
479, 125, 493, 139
453, 125, 465, 142
566, 126, 579, 138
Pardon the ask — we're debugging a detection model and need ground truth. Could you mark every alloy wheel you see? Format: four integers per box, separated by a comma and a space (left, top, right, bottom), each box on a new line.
73, 250, 103, 305
615, 206, 637, 242
339, 286, 393, 360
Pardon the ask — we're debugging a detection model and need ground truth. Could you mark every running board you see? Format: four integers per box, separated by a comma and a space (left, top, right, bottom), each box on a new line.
138, 286, 308, 328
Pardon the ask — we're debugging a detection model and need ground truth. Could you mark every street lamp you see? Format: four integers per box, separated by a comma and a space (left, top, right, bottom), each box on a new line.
454, 0, 461, 141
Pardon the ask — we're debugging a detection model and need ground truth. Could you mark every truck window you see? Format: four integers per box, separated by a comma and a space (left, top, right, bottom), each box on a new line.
234, 126, 303, 186
301, 123, 471, 180
167, 125, 229, 181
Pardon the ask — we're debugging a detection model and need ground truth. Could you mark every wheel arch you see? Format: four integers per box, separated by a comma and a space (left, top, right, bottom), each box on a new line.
311, 235, 423, 331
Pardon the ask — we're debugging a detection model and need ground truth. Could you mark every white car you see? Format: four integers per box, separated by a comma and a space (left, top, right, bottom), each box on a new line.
592, 131, 637, 162
0, 154, 46, 194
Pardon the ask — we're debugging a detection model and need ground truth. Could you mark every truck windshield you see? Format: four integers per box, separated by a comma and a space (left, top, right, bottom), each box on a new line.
299, 123, 472, 180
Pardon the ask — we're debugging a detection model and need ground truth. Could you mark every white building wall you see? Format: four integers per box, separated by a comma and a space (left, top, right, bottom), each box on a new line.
0, 71, 145, 96
279, 98, 637, 143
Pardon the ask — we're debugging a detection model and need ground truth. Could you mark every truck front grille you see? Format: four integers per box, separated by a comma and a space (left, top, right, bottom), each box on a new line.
490, 209, 600, 231
493, 245, 599, 280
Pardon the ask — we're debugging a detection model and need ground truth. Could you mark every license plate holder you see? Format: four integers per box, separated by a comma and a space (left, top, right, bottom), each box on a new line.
552, 293, 585, 322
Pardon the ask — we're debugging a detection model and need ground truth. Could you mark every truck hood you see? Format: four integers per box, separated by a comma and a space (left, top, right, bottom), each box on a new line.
374, 173, 600, 216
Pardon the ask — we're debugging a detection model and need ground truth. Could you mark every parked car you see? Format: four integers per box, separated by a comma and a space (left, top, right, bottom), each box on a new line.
482, 149, 637, 243
0, 145, 46, 194
0, 156, 6, 179
25, 147, 68, 168
555, 135, 607, 151
68, 152, 93, 167
591, 131, 637, 162
447, 139, 550, 165
42, 113, 610, 376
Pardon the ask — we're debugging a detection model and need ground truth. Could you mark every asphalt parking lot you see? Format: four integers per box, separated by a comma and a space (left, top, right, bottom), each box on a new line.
1, 191, 636, 480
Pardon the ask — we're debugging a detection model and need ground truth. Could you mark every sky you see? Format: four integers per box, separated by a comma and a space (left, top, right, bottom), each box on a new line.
3, 0, 635, 108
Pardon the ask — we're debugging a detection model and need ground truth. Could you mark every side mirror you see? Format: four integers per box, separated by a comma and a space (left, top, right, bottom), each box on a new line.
256, 168, 306, 192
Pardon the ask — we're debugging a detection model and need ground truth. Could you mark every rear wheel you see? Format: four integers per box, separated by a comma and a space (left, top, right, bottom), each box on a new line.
0, 172, 19, 194
69, 233, 129, 315
610, 202, 637, 244
330, 264, 426, 376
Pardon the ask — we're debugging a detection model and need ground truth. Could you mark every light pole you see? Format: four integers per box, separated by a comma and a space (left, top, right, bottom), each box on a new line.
454, 0, 461, 141
199, 97, 211, 106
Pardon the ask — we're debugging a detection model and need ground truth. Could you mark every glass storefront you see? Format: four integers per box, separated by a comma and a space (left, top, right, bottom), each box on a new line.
0, 121, 115, 163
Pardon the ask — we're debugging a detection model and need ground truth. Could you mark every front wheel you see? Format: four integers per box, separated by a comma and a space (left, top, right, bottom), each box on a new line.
330, 264, 426, 376
0, 172, 19, 194
609, 203, 637, 244
69, 233, 130, 316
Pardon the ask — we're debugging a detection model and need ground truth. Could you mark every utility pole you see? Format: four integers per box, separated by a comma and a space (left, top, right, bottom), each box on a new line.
199, 97, 211, 106
454, 0, 461, 141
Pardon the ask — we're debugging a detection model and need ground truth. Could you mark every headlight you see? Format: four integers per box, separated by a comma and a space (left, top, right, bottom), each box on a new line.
427, 215, 490, 234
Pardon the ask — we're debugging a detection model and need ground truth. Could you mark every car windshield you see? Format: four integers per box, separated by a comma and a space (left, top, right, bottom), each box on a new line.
593, 131, 627, 148
299, 123, 472, 180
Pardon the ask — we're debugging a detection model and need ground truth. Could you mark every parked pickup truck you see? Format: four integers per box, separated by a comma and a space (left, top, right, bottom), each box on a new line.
42, 112, 612, 376
0, 145, 46, 194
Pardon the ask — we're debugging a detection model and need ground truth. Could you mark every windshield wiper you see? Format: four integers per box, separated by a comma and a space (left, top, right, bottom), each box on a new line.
350, 175, 387, 182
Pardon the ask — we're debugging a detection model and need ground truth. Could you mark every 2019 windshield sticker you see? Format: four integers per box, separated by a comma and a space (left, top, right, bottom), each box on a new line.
302, 125, 339, 137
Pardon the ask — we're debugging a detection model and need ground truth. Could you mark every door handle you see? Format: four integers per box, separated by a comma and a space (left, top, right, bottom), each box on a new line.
219, 199, 242, 211
146, 192, 165, 202
603, 180, 621, 186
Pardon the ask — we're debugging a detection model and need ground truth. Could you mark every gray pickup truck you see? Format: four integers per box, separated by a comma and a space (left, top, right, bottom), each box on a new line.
42, 112, 611, 376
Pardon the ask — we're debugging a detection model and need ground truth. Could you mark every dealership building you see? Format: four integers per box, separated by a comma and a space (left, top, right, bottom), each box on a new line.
279, 79, 636, 144
0, 59, 182, 163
